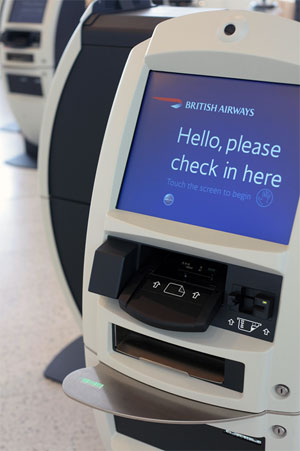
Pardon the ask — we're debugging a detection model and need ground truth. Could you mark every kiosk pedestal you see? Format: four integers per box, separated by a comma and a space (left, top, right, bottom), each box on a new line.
6, 138, 37, 168
44, 336, 84, 383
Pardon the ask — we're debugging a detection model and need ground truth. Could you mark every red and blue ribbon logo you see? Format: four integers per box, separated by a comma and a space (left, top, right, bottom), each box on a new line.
152, 97, 183, 109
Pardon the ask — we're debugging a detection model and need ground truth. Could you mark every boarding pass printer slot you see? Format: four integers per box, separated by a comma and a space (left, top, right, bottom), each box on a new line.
113, 325, 245, 392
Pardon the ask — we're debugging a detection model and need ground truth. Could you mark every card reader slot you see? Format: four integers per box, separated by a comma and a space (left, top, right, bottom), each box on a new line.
177, 269, 215, 286
1, 30, 40, 48
113, 325, 225, 384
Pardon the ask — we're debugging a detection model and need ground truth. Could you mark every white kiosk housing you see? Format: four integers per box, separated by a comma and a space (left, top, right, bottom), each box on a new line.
0, 0, 84, 165
63, 10, 300, 451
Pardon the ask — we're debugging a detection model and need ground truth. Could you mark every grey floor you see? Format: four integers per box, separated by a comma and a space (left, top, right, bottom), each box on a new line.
0, 77, 104, 450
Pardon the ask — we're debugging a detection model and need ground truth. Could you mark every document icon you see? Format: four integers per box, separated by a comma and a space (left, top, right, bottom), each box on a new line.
164, 283, 185, 298
237, 318, 262, 333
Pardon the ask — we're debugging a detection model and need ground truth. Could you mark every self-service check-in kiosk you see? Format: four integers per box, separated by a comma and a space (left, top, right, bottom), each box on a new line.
0, 0, 85, 167
38, 0, 296, 365
63, 9, 300, 450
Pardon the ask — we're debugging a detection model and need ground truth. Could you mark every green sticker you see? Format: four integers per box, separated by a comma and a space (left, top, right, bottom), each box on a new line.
81, 377, 104, 389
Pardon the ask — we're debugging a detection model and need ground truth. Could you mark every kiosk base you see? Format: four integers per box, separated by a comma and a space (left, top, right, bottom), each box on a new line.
44, 336, 85, 383
5, 139, 37, 169
0, 121, 20, 133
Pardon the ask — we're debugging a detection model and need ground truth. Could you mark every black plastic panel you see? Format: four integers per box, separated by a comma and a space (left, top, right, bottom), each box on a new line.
50, 198, 90, 314
82, 13, 170, 47
49, 11, 169, 204
89, 238, 138, 299
49, 45, 131, 204
48, 12, 169, 314
7, 74, 42, 96
25, 138, 38, 158
6, 52, 34, 62
121, 254, 227, 333
213, 265, 282, 342
115, 417, 266, 450
1, 30, 41, 47
296, 0, 300, 21
54, 0, 85, 68
91, 0, 152, 16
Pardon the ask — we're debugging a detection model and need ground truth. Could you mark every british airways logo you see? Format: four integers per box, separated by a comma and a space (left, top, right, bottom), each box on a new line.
153, 96, 255, 116
152, 97, 183, 109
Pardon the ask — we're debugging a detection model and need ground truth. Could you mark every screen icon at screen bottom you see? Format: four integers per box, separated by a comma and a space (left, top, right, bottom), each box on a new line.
163, 193, 174, 206
256, 189, 273, 208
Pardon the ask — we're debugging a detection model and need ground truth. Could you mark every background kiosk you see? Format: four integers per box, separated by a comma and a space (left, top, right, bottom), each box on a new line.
0, 0, 85, 167
63, 9, 300, 451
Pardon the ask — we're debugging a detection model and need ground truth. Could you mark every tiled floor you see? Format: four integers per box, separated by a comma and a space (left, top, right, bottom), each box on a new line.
0, 76, 104, 450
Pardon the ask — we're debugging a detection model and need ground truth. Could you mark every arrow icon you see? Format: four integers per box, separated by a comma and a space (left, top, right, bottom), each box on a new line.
153, 281, 161, 289
192, 292, 201, 299
228, 319, 235, 326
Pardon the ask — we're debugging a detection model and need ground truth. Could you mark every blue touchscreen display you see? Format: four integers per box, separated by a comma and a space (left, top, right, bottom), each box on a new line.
9, 0, 47, 23
117, 71, 300, 244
